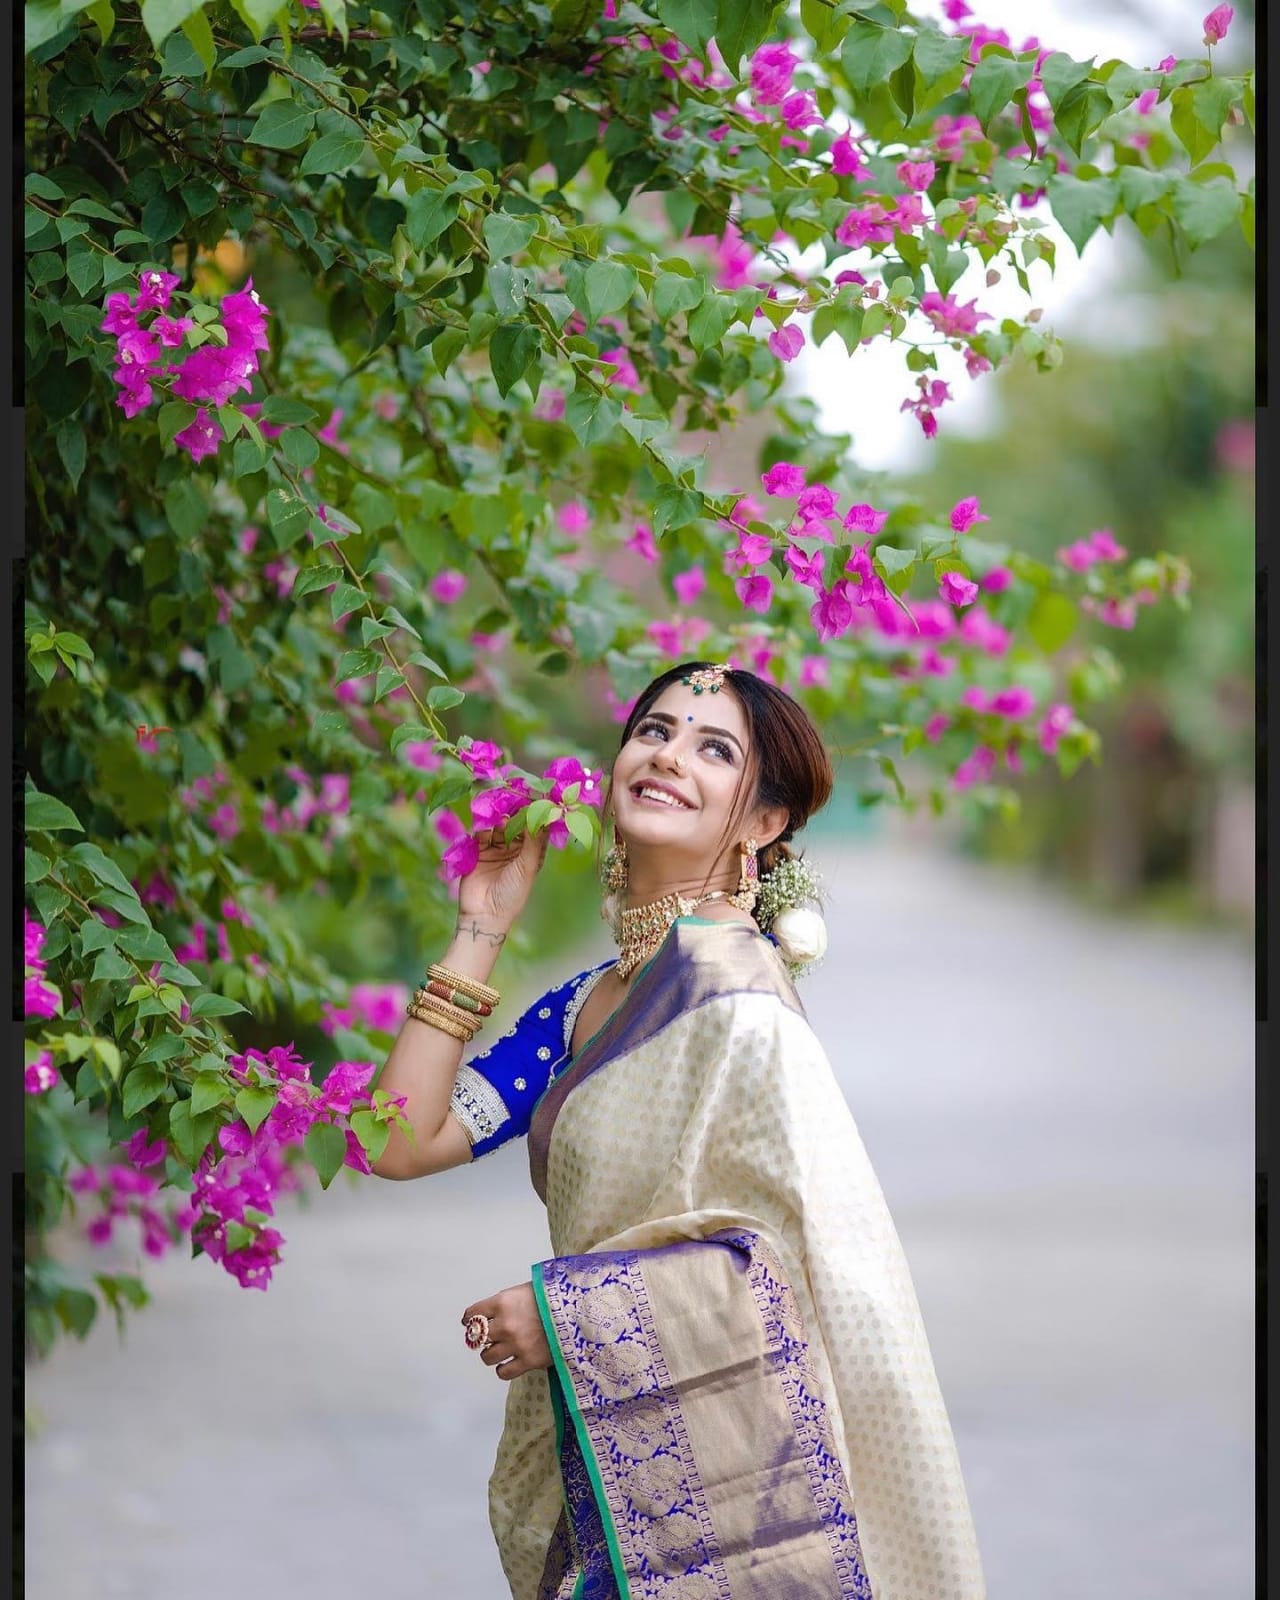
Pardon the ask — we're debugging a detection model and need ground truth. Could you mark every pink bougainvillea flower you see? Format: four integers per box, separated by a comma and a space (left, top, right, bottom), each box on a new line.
981, 566, 1013, 593
784, 542, 827, 593
960, 685, 990, 712
835, 204, 895, 250
919, 648, 955, 677
750, 40, 798, 105
348, 984, 409, 1034
544, 756, 604, 810
761, 462, 806, 497
780, 90, 823, 130
625, 521, 658, 563
896, 159, 936, 191
125, 1129, 167, 1169
768, 322, 805, 362
843, 502, 889, 535
900, 378, 952, 437
1156, 53, 1178, 71
1135, 87, 1160, 115
673, 566, 705, 606
990, 686, 1036, 718
135, 269, 181, 314
600, 347, 642, 392
648, 620, 683, 656
797, 484, 838, 521
457, 738, 504, 781
830, 132, 868, 178
220, 278, 270, 353
1203, 5, 1233, 44
952, 744, 997, 790
1087, 528, 1127, 561
558, 501, 590, 535
734, 574, 774, 613
1057, 539, 1097, 572
429, 569, 468, 602
810, 581, 857, 642
25, 1052, 57, 1095
315, 1060, 377, 1115
950, 496, 989, 533
885, 194, 926, 231
25, 972, 60, 1020
1039, 703, 1074, 753
922, 293, 991, 338
940, 571, 979, 607
726, 531, 774, 568
442, 832, 480, 882
152, 315, 193, 348
371, 390, 401, 421
728, 492, 765, 528
924, 712, 952, 743
798, 655, 829, 688
964, 346, 993, 381
173, 408, 224, 464
1091, 597, 1139, 629
100, 292, 139, 336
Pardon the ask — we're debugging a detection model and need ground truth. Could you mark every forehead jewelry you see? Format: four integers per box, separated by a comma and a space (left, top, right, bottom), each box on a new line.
681, 663, 730, 694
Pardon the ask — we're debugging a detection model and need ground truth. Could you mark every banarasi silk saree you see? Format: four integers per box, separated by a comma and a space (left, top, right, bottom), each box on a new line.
447, 916, 986, 1600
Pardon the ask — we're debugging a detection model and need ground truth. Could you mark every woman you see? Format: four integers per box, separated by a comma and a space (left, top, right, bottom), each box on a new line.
373, 661, 986, 1599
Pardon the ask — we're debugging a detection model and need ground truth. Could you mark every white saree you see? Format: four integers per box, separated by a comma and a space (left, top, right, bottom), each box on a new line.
480, 916, 986, 1599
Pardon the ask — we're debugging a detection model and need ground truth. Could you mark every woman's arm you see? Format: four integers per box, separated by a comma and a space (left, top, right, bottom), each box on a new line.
371, 909, 513, 1180
371, 817, 552, 1180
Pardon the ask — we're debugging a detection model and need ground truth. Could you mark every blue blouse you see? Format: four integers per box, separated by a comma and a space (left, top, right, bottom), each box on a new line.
448, 958, 616, 1160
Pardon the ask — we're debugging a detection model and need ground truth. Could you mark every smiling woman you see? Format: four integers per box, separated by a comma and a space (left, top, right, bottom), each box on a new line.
371, 661, 986, 1599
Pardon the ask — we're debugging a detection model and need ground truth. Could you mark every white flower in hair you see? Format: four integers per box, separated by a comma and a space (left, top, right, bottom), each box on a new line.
770, 905, 828, 965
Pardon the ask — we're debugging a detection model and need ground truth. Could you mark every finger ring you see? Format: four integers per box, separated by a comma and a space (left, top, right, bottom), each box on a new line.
464, 1313, 491, 1351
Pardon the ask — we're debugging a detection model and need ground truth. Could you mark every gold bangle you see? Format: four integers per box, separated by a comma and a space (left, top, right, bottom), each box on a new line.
412, 984, 490, 1019
406, 1004, 473, 1043
410, 990, 482, 1036
426, 963, 500, 1009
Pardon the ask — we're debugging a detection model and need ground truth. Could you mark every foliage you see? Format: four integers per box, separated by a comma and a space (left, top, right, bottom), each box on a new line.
23, 0, 1253, 1353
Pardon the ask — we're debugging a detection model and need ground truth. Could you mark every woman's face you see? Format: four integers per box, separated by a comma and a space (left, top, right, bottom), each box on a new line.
610, 681, 755, 863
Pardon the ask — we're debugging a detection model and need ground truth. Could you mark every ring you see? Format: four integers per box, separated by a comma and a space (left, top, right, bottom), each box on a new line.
464, 1312, 491, 1351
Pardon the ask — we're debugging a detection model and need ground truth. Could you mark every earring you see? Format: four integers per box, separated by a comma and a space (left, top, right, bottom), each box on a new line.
729, 836, 759, 915
602, 833, 629, 892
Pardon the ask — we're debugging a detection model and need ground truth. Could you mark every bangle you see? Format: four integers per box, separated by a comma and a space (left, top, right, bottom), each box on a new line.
406, 1003, 474, 1043
421, 979, 492, 1016
409, 990, 481, 1035
426, 963, 500, 1009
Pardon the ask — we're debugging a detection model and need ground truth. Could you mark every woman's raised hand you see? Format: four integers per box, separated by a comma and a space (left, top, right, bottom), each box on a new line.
456, 822, 550, 930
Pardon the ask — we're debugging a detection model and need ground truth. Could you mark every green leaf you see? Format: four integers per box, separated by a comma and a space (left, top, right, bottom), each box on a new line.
840, 20, 913, 96
564, 388, 622, 446
26, 0, 98, 55
1170, 79, 1238, 166
405, 189, 460, 252
55, 418, 87, 490
1053, 81, 1114, 156
188, 992, 249, 1018
180, 6, 216, 74
258, 396, 318, 425
26, 791, 84, 833
489, 323, 541, 397
687, 292, 740, 353
913, 27, 967, 89
1171, 175, 1242, 248
580, 261, 638, 323
1037, 51, 1093, 114
123, 1063, 166, 1118
190, 1070, 229, 1117
350, 1108, 390, 1164
653, 272, 706, 322
564, 808, 595, 848
654, 0, 716, 56
426, 684, 465, 711
1045, 174, 1117, 255
1115, 167, 1174, 214
298, 131, 366, 178
652, 485, 704, 538
1026, 591, 1077, 654
483, 212, 537, 260
266, 488, 310, 549
715, 0, 782, 72
967, 49, 1034, 130
303, 1120, 347, 1189
67, 842, 137, 898
246, 101, 316, 151
235, 1085, 276, 1133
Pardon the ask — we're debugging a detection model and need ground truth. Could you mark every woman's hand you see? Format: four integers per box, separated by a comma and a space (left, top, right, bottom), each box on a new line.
457, 824, 549, 929
461, 1281, 553, 1381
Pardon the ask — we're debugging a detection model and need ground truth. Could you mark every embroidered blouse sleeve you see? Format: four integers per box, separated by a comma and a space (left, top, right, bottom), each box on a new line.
448, 963, 609, 1160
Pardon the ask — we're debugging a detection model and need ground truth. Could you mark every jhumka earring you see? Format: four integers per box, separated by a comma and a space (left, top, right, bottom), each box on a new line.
728, 836, 760, 915
602, 832, 629, 892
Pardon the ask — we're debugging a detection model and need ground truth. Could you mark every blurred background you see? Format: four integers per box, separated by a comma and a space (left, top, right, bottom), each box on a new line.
25, 0, 1254, 1595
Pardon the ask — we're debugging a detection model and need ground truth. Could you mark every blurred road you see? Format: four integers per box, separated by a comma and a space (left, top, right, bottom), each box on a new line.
24, 831, 1255, 1599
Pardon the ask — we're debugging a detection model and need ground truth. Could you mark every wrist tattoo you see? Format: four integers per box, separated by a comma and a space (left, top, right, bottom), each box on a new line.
455, 918, 508, 947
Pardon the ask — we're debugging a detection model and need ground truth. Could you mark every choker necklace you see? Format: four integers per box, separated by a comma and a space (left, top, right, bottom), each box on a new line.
613, 889, 730, 980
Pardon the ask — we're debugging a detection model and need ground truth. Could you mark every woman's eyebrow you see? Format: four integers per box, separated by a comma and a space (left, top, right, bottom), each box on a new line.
644, 710, 744, 753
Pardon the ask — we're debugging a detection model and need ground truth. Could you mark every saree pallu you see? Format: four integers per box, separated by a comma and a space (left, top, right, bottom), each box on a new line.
488, 919, 986, 1600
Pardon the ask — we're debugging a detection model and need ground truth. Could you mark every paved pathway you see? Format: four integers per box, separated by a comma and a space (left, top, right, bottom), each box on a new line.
25, 833, 1254, 1598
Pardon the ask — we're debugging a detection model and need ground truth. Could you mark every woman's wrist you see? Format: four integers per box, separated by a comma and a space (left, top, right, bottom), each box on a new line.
441, 912, 513, 988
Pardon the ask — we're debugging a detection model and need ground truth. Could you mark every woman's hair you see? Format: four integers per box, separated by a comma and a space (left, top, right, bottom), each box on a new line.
599, 661, 835, 920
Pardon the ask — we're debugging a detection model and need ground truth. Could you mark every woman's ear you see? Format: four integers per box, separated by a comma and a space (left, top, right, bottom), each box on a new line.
751, 803, 790, 851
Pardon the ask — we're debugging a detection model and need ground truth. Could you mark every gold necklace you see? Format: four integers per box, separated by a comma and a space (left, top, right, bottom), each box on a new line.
614, 889, 730, 979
